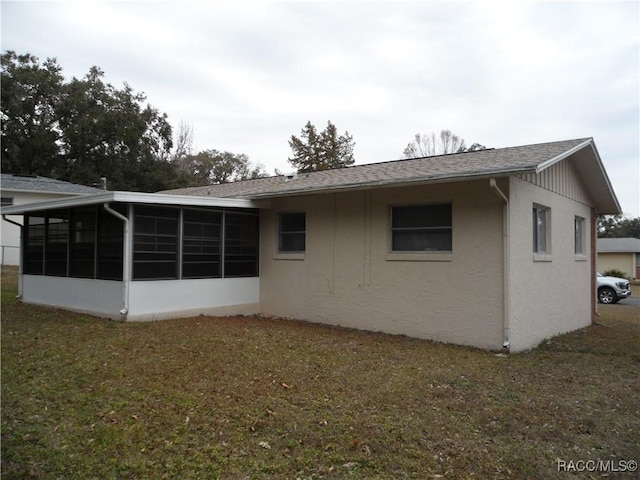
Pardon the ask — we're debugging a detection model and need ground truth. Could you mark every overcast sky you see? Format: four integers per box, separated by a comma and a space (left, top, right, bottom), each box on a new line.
2, 1, 638, 215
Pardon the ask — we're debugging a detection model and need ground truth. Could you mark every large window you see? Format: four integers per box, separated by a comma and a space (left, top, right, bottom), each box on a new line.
574, 216, 585, 255
182, 209, 222, 279
224, 211, 259, 277
533, 205, 550, 254
278, 212, 306, 252
133, 206, 179, 280
391, 204, 452, 252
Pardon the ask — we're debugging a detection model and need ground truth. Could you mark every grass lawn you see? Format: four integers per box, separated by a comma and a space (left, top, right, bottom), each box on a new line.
2, 266, 639, 479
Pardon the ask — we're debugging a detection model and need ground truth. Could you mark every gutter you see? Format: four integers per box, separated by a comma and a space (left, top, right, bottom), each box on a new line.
102, 203, 130, 318
2, 214, 24, 298
489, 179, 510, 352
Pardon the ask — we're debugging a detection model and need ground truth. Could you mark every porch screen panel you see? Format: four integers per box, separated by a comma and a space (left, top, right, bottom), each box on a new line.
182, 209, 222, 278
133, 206, 179, 280
97, 205, 125, 280
45, 209, 69, 276
70, 206, 97, 278
224, 211, 259, 277
24, 213, 46, 274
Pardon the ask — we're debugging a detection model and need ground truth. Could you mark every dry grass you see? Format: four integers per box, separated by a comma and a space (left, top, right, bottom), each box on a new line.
2, 266, 639, 479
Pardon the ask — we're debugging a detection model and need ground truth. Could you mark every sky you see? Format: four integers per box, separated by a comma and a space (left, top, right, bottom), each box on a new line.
2, 1, 639, 215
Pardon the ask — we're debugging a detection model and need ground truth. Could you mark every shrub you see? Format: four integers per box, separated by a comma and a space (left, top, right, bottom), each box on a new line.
603, 268, 627, 278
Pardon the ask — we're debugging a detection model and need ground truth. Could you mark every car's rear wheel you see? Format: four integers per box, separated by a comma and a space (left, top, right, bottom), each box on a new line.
598, 287, 617, 304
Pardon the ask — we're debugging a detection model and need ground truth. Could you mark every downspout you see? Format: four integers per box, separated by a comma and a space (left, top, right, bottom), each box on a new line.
2, 214, 24, 298
102, 204, 130, 318
489, 179, 510, 352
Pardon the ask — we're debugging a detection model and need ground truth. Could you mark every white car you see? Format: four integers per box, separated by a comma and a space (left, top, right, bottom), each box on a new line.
596, 273, 631, 304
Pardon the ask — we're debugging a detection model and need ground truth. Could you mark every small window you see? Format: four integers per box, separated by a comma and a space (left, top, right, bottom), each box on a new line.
278, 212, 306, 252
533, 205, 550, 254
70, 207, 97, 278
1, 197, 14, 207
391, 204, 452, 252
574, 216, 585, 255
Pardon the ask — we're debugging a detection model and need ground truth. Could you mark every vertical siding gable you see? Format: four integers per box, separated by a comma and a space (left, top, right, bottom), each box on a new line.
518, 158, 592, 206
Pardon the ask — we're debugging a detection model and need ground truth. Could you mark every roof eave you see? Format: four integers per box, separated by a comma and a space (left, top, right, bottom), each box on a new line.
0, 191, 270, 215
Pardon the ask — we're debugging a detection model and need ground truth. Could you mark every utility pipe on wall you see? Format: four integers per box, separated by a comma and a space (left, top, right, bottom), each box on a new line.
103, 203, 130, 317
489, 179, 510, 351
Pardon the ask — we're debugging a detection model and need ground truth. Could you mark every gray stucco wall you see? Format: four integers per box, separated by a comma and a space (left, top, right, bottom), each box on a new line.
259, 180, 506, 350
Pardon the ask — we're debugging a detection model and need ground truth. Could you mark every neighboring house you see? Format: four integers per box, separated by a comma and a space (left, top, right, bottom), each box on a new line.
0, 174, 104, 265
0, 138, 621, 352
597, 237, 640, 279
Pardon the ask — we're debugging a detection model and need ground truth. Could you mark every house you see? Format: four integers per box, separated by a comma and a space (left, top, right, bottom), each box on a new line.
597, 237, 640, 279
0, 138, 621, 352
1, 174, 104, 265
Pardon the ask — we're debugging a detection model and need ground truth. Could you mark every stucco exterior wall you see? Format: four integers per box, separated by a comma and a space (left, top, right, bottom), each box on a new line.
259, 180, 505, 350
1, 191, 77, 265
596, 252, 635, 279
508, 176, 592, 352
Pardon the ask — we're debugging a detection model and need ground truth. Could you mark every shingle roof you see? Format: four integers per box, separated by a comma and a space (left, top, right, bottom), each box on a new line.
161, 138, 593, 199
0, 174, 105, 195
597, 237, 640, 253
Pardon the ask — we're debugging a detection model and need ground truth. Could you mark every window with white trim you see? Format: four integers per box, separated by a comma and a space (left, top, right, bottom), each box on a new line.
532, 204, 551, 254
391, 204, 452, 252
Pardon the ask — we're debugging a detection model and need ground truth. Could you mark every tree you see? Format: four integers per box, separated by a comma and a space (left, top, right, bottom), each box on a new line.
1, 51, 190, 192
402, 129, 485, 158
597, 215, 640, 238
184, 150, 267, 186
1, 51, 65, 177
288, 120, 355, 172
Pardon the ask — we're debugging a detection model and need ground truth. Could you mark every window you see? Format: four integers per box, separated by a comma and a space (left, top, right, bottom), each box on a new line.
532, 205, 550, 254
224, 211, 259, 277
1, 197, 14, 207
45, 210, 69, 276
182, 208, 222, 279
133, 206, 179, 280
391, 204, 452, 252
24, 214, 45, 274
574, 216, 585, 255
278, 212, 306, 252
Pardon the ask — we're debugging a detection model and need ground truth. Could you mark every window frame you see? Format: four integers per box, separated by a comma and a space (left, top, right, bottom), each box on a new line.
389, 203, 453, 255
278, 212, 306, 254
574, 215, 586, 257
532, 204, 552, 260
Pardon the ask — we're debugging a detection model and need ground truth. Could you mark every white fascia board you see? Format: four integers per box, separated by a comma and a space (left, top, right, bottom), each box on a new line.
534, 138, 594, 173
0, 191, 269, 215
0, 188, 92, 196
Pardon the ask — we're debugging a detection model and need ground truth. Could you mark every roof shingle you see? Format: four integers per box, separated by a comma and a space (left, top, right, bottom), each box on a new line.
161, 138, 592, 199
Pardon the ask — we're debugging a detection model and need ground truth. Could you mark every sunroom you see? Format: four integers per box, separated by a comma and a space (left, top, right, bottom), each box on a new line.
2, 192, 268, 320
